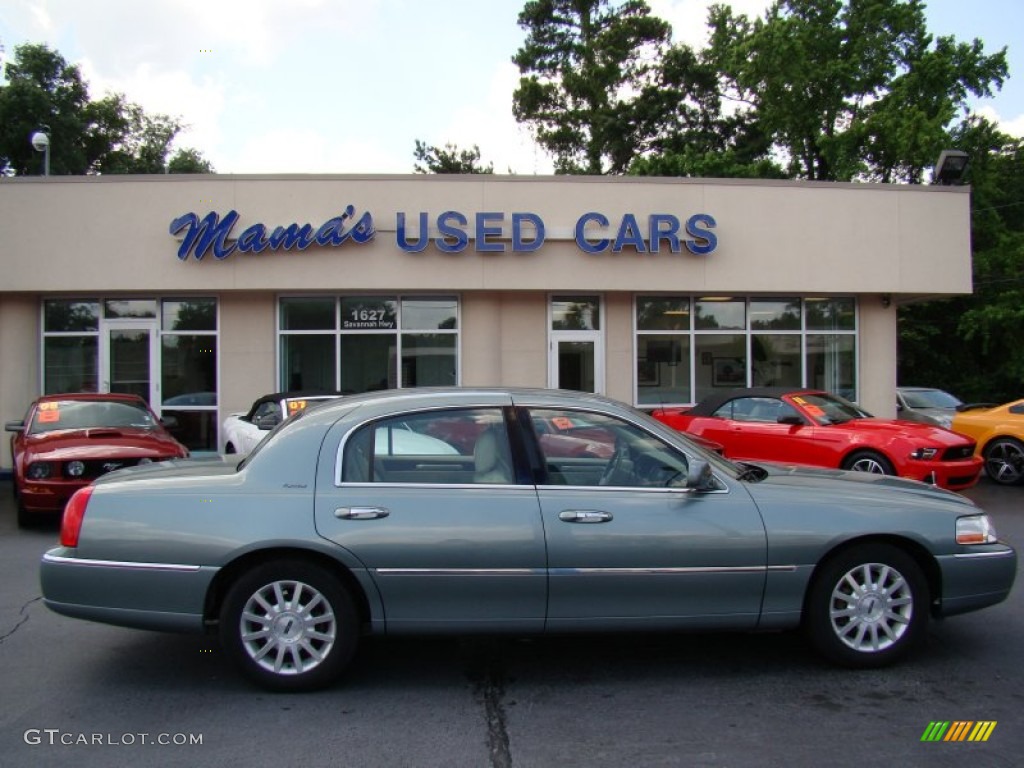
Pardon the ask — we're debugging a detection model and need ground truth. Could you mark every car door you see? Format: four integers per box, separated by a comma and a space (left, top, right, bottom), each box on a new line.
717, 396, 820, 465
314, 403, 547, 633
521, 405, 768, 630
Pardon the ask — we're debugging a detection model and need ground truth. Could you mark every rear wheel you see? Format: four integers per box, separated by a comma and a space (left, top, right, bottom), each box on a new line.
982, 437, 1024, 485
220, 560, 358, 691
805, 543, 928, 667
841, 450, 895, 475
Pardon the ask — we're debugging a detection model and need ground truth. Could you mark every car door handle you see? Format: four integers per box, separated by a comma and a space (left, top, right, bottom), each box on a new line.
335, 507, 390, 520
558, 510, 613, 523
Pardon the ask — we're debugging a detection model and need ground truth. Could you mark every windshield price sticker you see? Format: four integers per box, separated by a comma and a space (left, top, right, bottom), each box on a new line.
37, 402, 61, 423
287, 400, 308, 413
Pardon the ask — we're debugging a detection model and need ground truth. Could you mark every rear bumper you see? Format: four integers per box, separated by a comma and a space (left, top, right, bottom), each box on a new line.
40, 549, 216, 632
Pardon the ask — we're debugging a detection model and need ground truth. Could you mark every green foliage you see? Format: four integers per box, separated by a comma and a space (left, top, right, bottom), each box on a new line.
413, 140, 493, 174
512, 0, 672, 174
702, 0, 1007, 182
0, 42, 213, 175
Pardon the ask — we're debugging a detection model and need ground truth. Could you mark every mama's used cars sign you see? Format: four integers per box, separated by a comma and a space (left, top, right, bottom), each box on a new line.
169, 207, 717, 261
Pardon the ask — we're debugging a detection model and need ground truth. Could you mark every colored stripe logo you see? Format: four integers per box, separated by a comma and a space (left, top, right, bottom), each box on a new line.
921, 721, 997, 742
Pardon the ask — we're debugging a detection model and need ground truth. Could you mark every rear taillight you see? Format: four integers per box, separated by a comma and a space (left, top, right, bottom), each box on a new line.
61, 485, 93, 547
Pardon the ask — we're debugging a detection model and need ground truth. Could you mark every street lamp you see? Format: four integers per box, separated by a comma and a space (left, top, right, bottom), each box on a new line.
933, 149, 969, 186
30, 127, 50, 176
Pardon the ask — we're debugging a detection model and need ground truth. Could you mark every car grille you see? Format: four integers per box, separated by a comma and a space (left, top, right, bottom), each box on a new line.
63, 458, 150, 480
942, 445, 976, 461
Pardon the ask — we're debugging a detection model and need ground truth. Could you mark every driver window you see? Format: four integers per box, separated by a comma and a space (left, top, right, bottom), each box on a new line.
529, 408, 688, 488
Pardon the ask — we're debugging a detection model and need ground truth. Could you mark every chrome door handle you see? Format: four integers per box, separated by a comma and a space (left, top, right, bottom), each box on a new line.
335, 507, 390, 520
558, 510, 613, 523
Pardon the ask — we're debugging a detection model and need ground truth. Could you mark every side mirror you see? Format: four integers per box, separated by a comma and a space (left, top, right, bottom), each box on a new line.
5, 420, 25, 433
254, 413, 281, 430
685, 459, 715, 491
777, 415, 804, 426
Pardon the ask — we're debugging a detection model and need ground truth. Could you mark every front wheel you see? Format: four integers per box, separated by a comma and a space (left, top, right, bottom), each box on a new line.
983, 437, 1024, 485
220, 560, 358, 691
804, 543, 928, 668
841, 450, 895, 475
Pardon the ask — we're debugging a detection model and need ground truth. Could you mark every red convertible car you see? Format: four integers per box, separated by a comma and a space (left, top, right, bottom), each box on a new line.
6, 393, 189, 526
652, 387, 983, 491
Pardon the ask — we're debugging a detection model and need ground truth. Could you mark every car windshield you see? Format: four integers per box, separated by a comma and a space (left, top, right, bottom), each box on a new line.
791, 392, 872, 425
902, 389, 962, 409
29, 400, 157, 434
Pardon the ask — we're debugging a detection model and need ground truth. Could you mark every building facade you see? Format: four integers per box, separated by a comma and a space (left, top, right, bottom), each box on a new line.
0, 174, 972, 468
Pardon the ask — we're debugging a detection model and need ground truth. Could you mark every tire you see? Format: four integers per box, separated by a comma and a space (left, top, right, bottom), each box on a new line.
804, 543, 928, 668
841, 450, 895, 476
16, 501, 32, 529
219, 560, 358, 692
982, 437, 1024, 486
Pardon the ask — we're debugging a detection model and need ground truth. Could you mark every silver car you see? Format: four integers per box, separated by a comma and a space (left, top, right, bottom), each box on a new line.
41, 388, 1017, 691
897, 386, 963, 429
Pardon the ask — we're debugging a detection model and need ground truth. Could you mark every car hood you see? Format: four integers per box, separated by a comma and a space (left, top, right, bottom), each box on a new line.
829, 418, 969, 444
748, 461, 974, 506
22, 428, 186, 459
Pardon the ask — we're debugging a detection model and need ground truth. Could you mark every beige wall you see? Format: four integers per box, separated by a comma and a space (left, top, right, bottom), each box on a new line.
0, 174, 970, 468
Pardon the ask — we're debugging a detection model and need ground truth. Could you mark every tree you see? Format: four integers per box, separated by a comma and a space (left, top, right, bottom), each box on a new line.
0, 42, 213, 175
413, 140, 493, 174
701, 0, 1008, 182
512, 0, 672, 174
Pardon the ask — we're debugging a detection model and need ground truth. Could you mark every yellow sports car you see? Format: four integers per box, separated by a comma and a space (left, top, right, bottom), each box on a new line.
951, 399, 1024, 485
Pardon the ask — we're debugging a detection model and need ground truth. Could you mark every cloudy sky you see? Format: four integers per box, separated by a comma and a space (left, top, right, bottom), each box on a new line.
1, 0, 1021, 174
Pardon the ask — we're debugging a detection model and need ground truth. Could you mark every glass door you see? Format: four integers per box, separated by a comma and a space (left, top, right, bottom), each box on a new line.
100, 319, 159, 407
548, 295, 604, 394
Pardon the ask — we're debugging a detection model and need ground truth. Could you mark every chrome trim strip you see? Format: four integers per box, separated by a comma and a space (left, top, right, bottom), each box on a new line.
373, 565, 794, 576
375, 568, 541, 576
553, 565, 796, 575
952, 549, 1016, 560
42, 553, 202, 572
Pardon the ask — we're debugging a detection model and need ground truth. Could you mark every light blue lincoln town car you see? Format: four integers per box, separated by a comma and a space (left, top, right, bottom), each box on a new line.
40, 387, 1017, 691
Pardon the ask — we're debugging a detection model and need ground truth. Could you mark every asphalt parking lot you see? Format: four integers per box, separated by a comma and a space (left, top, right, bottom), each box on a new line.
1, 477, 1021, 768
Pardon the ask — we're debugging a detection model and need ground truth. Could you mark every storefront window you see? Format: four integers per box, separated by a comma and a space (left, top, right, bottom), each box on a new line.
695, 334, 747, 402
635, 296, 857, 407
279, 295, 460, 395
163, 299, 216, 331
401, 333, 457, 387
695, 298, 745, 330
280, 334, 336, 391
807, 334, 857, 401
552, 296, 600, 330
281, 297, 335, 330
104, 299, 157, 319
43, 336, 98, 393
45, 300, 99, 332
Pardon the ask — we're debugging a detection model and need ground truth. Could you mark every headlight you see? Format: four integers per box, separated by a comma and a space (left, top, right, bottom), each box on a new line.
910, 447, 939, 460
957, 514, 998, 545
26, 462, 53, 480
66, 460, 86, 477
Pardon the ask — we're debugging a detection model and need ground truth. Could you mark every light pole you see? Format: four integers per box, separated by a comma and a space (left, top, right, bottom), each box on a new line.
933, 149, 969, 185
30, 127, 50, 175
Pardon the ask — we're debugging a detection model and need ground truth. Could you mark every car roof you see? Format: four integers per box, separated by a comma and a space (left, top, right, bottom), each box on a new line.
687, 387, 823, 417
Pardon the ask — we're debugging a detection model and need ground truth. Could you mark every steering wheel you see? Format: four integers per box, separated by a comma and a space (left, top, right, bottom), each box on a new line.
599, 440, 630, 486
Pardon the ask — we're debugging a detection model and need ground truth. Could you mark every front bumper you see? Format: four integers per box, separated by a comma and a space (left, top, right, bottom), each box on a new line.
903, 456, 984, 491
935, 545, 1017, 617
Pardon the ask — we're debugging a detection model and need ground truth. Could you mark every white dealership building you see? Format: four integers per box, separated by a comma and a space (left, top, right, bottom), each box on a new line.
0, 173, 972, 465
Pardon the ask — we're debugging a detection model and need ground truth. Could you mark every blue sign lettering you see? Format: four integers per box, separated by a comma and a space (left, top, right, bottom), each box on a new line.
169, 206, 375, 261
685, 213, 717, 255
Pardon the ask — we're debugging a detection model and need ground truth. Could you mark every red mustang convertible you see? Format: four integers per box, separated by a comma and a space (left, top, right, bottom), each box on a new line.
652, 387, 983, 491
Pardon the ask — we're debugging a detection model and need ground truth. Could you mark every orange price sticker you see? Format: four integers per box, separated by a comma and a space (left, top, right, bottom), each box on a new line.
551, 417, 574, 430
288, 400, 308, 412
38, 408, 61, 423
804, 405, 825, 418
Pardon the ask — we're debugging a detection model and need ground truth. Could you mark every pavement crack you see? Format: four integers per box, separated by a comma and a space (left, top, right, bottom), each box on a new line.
465, 641, 513, 768
0, 596, 42, 645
